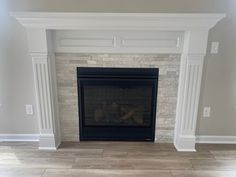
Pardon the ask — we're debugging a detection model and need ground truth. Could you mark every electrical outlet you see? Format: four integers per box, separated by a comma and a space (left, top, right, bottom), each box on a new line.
203, 107, 211, 118
211, 42, 219, 54
25, 104, 34, 115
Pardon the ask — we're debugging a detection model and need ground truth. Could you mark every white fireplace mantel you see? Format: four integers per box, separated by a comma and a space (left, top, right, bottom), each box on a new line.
11, 12, 225, 151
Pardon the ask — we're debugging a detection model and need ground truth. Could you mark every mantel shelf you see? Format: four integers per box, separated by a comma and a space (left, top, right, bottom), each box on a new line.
10, 12, 225, 30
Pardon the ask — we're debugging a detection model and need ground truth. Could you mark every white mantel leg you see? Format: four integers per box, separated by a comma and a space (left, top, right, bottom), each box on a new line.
174, 54, 204, 151
32, 53, 55, 149
27, 29, 61, 149
174, 31, 207, 151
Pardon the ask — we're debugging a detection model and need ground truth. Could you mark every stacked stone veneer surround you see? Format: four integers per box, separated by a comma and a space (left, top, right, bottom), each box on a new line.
55, 53, 180, 142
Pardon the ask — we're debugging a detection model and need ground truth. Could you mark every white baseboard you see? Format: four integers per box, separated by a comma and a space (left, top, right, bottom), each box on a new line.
1, 134, 235, 145
0, 134, 39, 142
38, 147, 57, 150
196, 136, 236, 144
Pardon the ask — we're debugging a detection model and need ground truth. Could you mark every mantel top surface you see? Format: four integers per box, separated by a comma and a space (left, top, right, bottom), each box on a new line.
10, 12, 225, 18
10, 12, 225, 30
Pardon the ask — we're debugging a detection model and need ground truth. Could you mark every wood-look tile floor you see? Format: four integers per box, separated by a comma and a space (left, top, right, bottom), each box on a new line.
0, 142, 236, 177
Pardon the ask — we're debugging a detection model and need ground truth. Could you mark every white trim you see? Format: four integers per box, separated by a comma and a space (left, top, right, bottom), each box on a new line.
38, 133, 60, 150
54, 30, 184, 54
175, 148, 196, 152
174, 135, 197, 151
39, 133, 57, 150
10, 12, 225, 30
38, 147, 57, 150
0, 134, 39, 142
196, 136, 236, 144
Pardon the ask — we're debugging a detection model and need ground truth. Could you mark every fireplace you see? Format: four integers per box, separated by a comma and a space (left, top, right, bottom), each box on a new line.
11, 12, 225, 150
77, 67, 159, 141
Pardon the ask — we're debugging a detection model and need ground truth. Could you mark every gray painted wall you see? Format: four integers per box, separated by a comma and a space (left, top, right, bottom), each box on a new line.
0, 0, 235, 136
0, 1, 11, 133
0, 0, 38, 134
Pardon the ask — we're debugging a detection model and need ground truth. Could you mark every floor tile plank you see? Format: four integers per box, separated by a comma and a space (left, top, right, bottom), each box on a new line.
43, 169, 172, 177
0, 168, 44, 177
0, 142, 235, 177
191, 159, 236, 170
171, 170, 236, 177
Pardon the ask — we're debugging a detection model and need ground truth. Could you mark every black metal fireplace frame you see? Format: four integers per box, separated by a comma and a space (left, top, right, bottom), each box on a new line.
77, 67, 159, 141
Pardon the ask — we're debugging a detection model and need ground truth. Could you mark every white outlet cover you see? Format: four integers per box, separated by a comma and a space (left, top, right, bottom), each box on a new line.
25, 104, 34, 115
211, 42, 219, 54
203, 107, 211, 118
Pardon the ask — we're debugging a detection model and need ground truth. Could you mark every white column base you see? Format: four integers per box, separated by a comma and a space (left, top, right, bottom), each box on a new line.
174, 135, 196, 152
39, 134, 58, 150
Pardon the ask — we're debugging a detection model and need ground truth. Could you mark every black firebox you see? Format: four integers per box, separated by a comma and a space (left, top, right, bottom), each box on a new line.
77, 67, 159, 141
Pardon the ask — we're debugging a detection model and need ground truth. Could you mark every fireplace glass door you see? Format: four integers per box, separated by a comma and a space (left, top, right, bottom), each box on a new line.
77, 67, 158, 141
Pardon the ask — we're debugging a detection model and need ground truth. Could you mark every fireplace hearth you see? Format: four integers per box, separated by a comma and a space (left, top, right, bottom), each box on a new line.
77, 67, 159, 141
